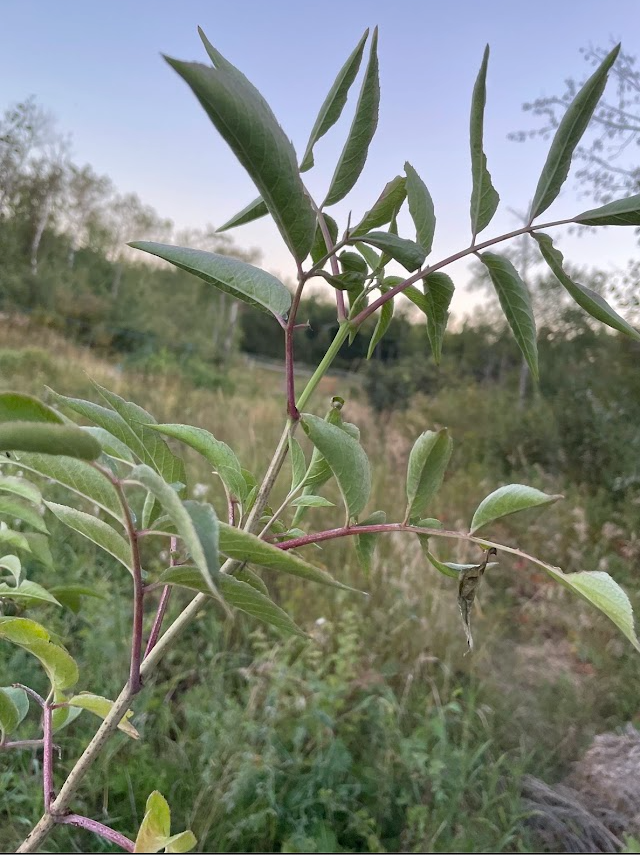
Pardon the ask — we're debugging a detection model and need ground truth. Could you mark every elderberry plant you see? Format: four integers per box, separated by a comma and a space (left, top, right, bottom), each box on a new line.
2, 28, 640, 854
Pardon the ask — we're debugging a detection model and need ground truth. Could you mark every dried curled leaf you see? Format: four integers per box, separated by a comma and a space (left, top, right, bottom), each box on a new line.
457, 547, 497, 651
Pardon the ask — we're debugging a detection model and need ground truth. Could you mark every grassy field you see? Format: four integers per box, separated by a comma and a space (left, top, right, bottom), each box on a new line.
1, 316, 639, 853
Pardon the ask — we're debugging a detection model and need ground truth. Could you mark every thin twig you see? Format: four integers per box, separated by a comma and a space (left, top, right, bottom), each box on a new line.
42, 705, 54, 811
56, 814, 135, 852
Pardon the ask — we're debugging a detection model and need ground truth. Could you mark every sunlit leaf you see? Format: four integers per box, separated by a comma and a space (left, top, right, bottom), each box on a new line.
478, 252, 538, 382
134, 791, 171, 853
0, 616, 78, 691
0, 686, 29, 737
68, 693, 139, 739
470, 484, 562, 534
0, 554, 22, 586
0, 580, 60, 607
290, 495, 335, 508
529, 44, 620, 221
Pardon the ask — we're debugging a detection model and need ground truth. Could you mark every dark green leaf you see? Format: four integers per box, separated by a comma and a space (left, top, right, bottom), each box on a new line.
289, 437, 306, 493
424, 272, 455, 363
355, 241, 381, 271
351, 175, 407, 237
574, 193, 640, 226
165, 53, 316, 262
82, 427, 135, 463
183, 500, 220, 585
533, 233, 640, 340
529, 44, 620, 221
44, 502, 132, 572
367, 294, 394, 359
129, 243, 291, 320
160, 566, 306, 637
470, 483, 561, 534
22, 533, 51, 567
0, 393, 63, 424
324, 28, 380, 206
478, 252, 538, 381
217, 196, 268, 233
149, 424, 246, 501
403, 284, 429, 314
217, 523, 356, 590
359, 231, 426, 272
354, 510, 386, 575
301, 29, 369, 172
405, 429, 452, 521
301, 412, 371, 520
0, 423, 101, 460
48, 584, 104, 614
404, 162, 435, 253
470, 45, 499, 239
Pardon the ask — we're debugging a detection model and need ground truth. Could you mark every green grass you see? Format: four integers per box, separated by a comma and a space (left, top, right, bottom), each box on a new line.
1, 318, 639, 852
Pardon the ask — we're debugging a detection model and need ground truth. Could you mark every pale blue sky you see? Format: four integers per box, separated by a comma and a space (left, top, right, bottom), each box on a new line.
2, 1, 639, 317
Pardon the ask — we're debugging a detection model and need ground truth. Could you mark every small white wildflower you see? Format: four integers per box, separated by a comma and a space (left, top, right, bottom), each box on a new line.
192, 482, 210, 499
315, 617, 326, 627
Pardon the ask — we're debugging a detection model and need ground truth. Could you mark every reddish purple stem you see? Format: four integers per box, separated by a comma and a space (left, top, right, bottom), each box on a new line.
276, 522, 445, 551
144, 535, 177, 658
56, 814, 135, 852
42, 705, 53, 811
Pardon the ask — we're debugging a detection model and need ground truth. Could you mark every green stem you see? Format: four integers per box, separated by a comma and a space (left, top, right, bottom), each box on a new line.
296, 321, 351, 412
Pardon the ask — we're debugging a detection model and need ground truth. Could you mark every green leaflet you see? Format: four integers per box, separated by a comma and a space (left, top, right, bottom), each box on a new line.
149, 424, 247, 502
469, 45, 499, 239
217, 196, 268, 233
15, 453, 124, 523
424, 272, 455, 364
470, 484, 562, 534
574, 193, 640, 226
290, 495, 335, 508
354, 510, 386, 575
0, 392, 63, 424
533, 233, 640, 341
82, 427, 135, 463
403, 284, 429, 314
367, 293, 394, 359
166, 47, 315, 262
404, 162, 435, 254
301, 412, 371, 521
129, 242, 291, 320
0, 686, 29, 737
405, 429, 453, 521
48, 585, 104, 614
359, 231, 426, 272
129, 465, 220, 600
0, 475, 42, 506
217, 523, 357, 591
68, 693, 139, 739
300, 29, 369, 172
529, 44, 620, 221
0, 526, 29, 554
0, 495, 48, 534
0, 616, 78, 692
351, 176, 407, 237
324, 28, 380, 206
159, 566, 306, 638
45, 501, 132, 573
478, 252, 539, 382
0, 423, 101, 460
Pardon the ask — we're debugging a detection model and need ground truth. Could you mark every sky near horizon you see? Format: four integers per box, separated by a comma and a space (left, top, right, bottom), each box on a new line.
1, 0, 639, 319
